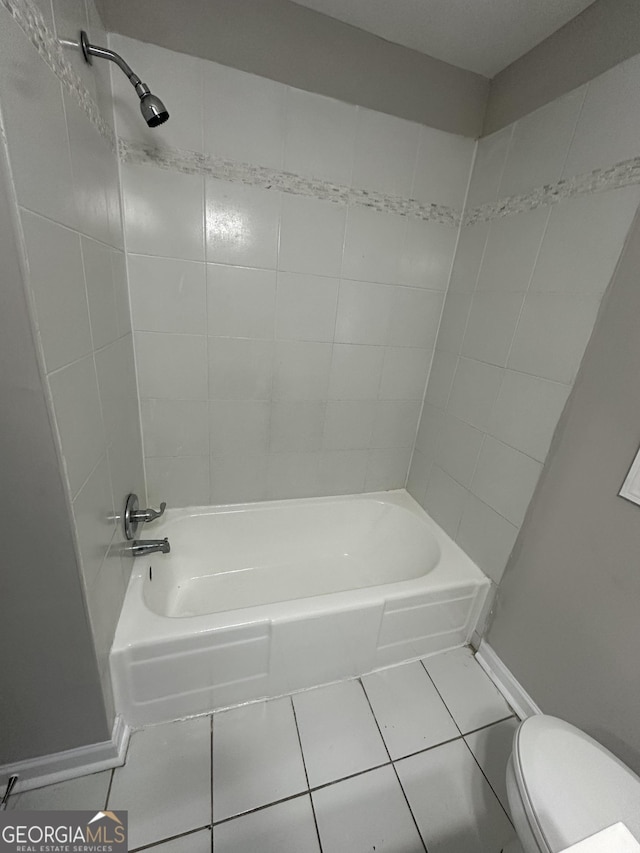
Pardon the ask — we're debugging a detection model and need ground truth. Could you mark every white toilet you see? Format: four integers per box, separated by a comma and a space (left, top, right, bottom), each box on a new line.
507, 715, 640, 852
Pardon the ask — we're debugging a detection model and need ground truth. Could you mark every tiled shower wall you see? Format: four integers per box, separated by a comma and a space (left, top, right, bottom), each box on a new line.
110, 35, 475, 506
407, 53, 640, 595
0, 0, 145, 724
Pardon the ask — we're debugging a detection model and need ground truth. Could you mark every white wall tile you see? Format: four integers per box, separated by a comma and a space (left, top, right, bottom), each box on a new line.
95, 335, 137, 446
72, 455, 116, 589
111, 250, 131, 336
422, 465, 468, 539
465, 126, 512, 209
207, 264, 276, 339
475, 206, 550, 293
284, 88, 356, 184
471, 436, 542, 526
323, 401, 375, 450
64, 94, 111, 245
379, 347, 430, 401
447, 222, 489, 293
136, 332, 208, 400
387, 288, 443, 348
206, 180, 280, 268
434, 413, 483, 488
456, 492, 519, 584
334, 280, 393, 346
203, 61, 286, 168
81, 236, 119, 349
436, 293, 472, 355
267, 451, 320, 499
563, 53, 640, 178
342, 207, 405, 285
0, 34, 78, 228
122, 164, 204, 260
352, 109, 419, 196
447, 358, 503, 432
365, 448, 412, 491
110, 35, 203, 152
529, 186, 640, 295
141, 399, 209, 457
275, 272, 339, 342
507, 292, 601, 383
210, 400, 271, 456
425, 350, 458, 409
398, 218, 458, 290
412, 126, 475, 209
273, 341, 332, 400
210, 454, 268, 504
270, 401, 325, 452
371, 401, 421, 449
146, 456, 209, 506
48, 355, 106, 497
129, 255, 207, 334
318, 450, 369, 495
488, 370, 570, 462
329, 344, 385, 401
278, 194, 346, 278
462, 291, 524, 367
21, 211, 92, 373
498, 88, 585, 198
209, 337, 274, 400
406, 447, 431, 506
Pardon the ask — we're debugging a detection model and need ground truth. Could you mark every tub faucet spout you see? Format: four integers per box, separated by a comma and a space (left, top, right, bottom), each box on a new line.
129, 538, 170, 557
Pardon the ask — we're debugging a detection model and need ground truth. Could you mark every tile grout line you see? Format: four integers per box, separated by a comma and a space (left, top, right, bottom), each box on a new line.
358, 678, 430, 853
290, 696, 324, 853
210, 713, 214, 853
104, 768, 115, 811
420, 656, 518, 829
130, 824, 212, 852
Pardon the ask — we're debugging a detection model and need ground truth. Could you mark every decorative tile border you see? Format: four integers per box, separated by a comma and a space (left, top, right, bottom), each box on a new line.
1, 0, 116, 148
465, 156, 640, 225
118, 139, 462, 226
5, 0, 640, 230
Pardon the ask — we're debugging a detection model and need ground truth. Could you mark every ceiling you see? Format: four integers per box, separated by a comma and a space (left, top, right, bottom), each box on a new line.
288, 0, 597, 77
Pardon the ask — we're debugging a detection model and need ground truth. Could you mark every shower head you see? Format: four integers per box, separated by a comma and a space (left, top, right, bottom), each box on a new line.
80, 31, 170, 128
139, 92, 169, 128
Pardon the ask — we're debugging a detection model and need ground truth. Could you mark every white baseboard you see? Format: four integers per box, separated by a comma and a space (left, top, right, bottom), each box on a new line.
475, 641, 542, 720
1, 715, 130, 795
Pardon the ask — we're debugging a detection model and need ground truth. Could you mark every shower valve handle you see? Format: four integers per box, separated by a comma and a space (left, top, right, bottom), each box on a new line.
130, 502, 166, 524
123, 493, 167, 540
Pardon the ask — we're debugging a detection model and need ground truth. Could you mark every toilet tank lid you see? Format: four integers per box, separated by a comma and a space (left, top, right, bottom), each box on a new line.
513, 715, 640, 853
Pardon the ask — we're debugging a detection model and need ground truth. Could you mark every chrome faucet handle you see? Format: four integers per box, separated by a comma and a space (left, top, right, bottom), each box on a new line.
123, 493, 167, 540
131, 502, 166, 523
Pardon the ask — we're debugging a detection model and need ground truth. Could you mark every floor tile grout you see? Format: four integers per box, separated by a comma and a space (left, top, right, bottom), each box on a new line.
290, 695, 324, 853
131, 824, 212, 852
358, 677, 429, 853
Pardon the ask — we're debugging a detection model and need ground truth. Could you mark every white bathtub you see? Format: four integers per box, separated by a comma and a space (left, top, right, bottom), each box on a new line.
111, 490, 489, 727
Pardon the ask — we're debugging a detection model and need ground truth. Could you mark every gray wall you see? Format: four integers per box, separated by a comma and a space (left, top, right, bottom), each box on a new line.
487, 209, 640, 774
0, 145, 110, 767
95, 0, 488, 137
484, 0, 640, 134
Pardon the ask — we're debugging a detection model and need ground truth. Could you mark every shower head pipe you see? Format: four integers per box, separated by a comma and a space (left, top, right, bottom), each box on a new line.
80, 31, 169, 127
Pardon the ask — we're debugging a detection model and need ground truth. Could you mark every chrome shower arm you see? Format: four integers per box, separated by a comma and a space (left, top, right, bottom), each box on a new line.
80, 31, 169, 126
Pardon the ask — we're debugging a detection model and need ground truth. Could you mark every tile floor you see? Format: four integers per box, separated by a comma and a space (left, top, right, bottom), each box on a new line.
8, 647, 521, 852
